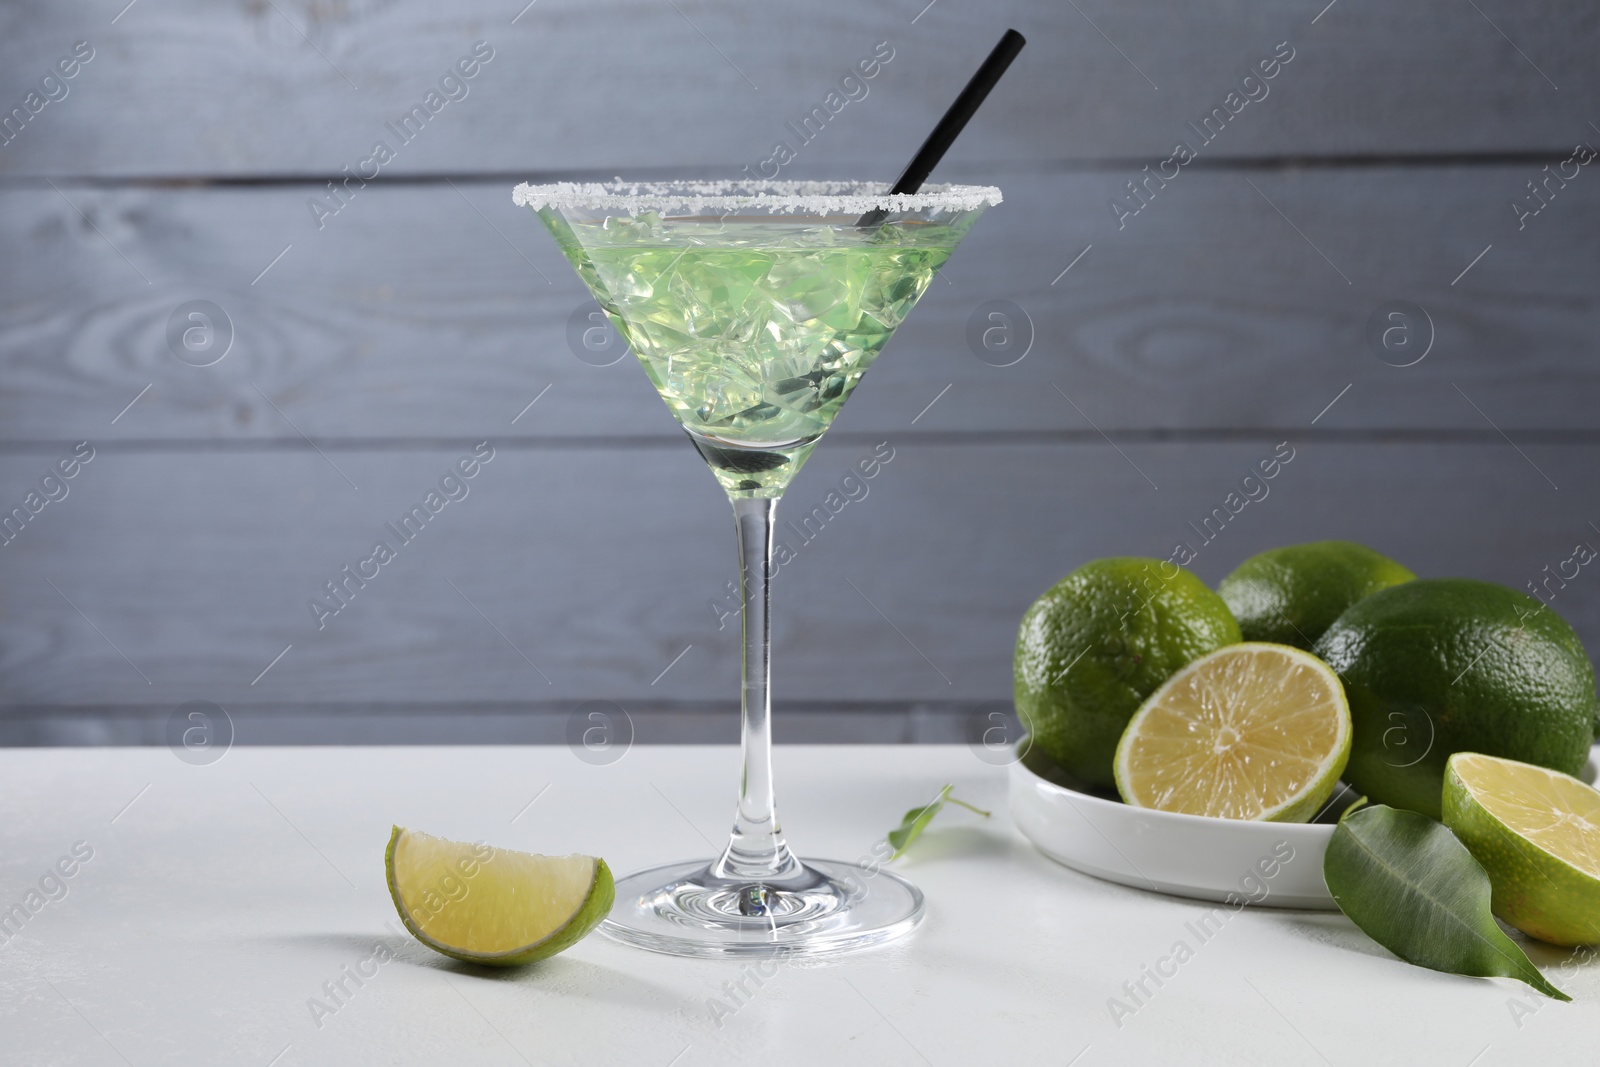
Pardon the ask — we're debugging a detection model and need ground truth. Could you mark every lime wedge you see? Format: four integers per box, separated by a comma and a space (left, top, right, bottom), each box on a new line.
1113, 642, 1351, 821
1443, 752, 1600, 946
385, 827, 613, 965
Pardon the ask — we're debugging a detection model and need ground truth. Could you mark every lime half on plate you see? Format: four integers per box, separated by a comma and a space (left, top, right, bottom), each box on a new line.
1114, 642, 1351, 822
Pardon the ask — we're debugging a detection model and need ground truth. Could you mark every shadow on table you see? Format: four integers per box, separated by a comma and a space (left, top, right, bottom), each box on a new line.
888, 824, 1032, 868
1267, 903, 1600, 970
428, 956, 698, 1012
254, 933, 699, 1010
1510, 937, 1600, 972
1257, 910, 1406, 963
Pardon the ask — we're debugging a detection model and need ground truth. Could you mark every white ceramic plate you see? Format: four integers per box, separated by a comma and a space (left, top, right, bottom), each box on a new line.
1009, 743, 1600, 911
1009, 744, 1340, 909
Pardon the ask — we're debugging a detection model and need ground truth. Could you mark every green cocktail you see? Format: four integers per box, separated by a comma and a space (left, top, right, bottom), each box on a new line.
541, 207, 977, 495
517, 181, 998, 958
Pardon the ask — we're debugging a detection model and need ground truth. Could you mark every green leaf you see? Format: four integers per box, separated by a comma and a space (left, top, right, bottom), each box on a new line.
1339, 794, 1369, 820
1324, 805, 1569, 1001
887, 785, 991, 860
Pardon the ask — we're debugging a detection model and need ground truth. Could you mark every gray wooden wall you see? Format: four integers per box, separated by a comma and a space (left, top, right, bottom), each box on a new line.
3, 0, 1598, 743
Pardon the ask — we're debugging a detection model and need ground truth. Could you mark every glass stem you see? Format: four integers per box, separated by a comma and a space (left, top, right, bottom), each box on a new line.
712, 495, 804, 886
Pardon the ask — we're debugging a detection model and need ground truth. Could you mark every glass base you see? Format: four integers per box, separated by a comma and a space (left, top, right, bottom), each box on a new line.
599, 857, 925, 959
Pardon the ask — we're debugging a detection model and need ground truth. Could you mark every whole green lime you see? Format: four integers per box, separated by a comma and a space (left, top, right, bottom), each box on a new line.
1313, 578, 1597, 820
1219, 540, 1415, 651
1014, 558, 1241, 788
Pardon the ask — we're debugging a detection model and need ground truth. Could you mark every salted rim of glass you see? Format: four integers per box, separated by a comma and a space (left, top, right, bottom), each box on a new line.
511, 180, 1002, 216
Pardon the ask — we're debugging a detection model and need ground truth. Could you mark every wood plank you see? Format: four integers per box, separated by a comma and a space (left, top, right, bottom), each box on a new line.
0, 701, 989, 746
2, 163, 1596, 440
0, 0, 1594, 178
2, 437, 1595, 708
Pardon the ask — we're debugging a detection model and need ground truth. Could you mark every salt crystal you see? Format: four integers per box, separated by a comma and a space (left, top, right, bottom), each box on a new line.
511, 180, 1002, 217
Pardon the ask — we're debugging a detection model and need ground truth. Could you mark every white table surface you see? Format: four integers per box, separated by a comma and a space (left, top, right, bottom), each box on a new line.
2, 744, 1595, 1066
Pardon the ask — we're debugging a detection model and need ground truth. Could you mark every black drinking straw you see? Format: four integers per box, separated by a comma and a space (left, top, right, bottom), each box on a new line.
856, 28, 1026, 226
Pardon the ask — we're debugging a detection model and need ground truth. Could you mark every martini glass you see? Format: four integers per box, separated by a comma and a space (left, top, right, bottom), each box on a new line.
516, 179, 999, 957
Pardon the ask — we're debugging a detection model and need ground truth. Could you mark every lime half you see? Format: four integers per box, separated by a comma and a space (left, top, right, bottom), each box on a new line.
1443, 752, 1600, 946
386, 827, 614, 965
1114, 642, 1351, 821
